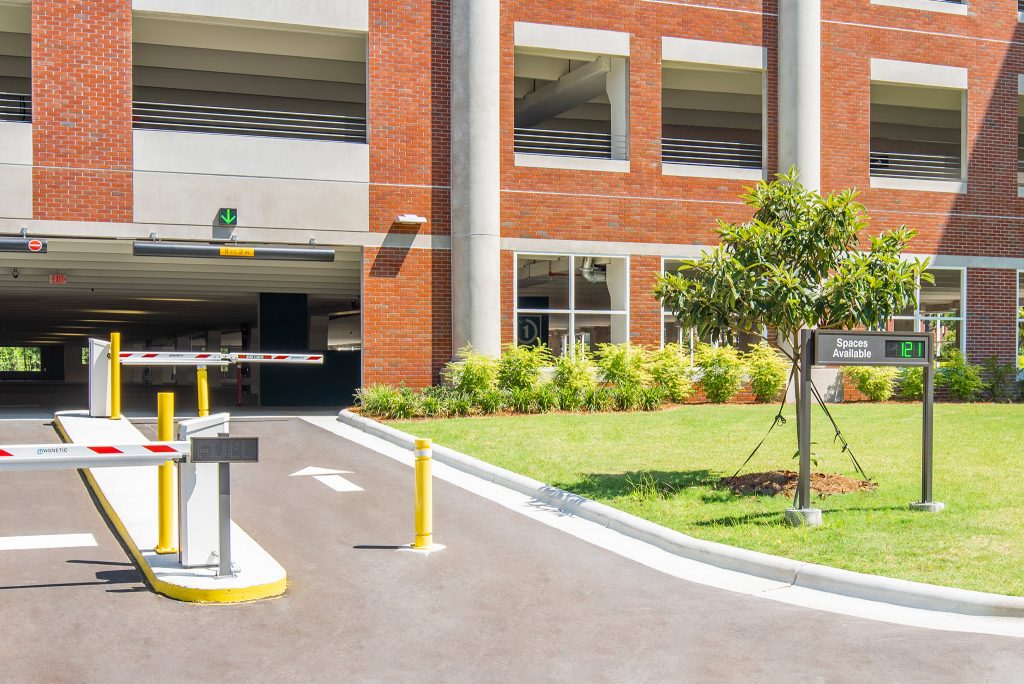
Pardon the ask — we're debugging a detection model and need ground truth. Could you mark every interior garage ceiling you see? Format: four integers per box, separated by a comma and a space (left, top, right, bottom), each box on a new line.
0, 238, 361, 346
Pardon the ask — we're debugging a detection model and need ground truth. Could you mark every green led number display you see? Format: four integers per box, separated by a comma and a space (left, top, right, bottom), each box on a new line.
885, 339, 926, 359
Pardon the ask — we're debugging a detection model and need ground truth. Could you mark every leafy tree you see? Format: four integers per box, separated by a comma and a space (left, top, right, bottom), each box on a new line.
655, 169, 930, 451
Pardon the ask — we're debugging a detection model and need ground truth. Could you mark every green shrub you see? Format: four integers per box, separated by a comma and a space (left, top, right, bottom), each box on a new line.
981, 355, 1016, 402
505, 387, 536, 414
583, 387, 614, 412
744, 342, 789, 402
557, 386, 585, 412
937, 348, 986, 402
612, 386, 641, 411
637, 386, 663, 412
448, 392, 474, 417
445, 344, 498, 398
843, 366, 899, 402
418, 393, 449, 418
477, 389, 506, 415
648, 344, 695, 403
595, 343, 651, 393
897, 367, 924, 401
497, 343, 552, 392
694, 344, 745, 403
552, 346, 598, 397
533, 384, 559, 413
356, 384, 420, 419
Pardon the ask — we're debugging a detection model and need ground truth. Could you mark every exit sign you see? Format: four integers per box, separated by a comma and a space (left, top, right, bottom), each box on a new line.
49, 273, 67, 286
215, 208, 238, 227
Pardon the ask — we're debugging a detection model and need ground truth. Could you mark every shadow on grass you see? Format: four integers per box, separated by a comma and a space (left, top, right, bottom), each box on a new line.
552, 469, 719, 501
694, 504, 909, 528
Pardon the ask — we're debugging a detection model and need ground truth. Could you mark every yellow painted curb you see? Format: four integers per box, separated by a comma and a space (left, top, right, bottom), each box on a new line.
55, 417, 287, 604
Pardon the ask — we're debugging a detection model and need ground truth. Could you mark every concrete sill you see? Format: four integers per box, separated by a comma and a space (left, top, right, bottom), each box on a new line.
870, 176, 966, 194
871, 0, 969, 14
662, 163, 763, 181
514, 153, 630, 173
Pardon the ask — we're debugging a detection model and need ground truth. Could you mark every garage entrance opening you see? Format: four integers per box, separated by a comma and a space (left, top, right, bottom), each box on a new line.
0, 238, 361, 416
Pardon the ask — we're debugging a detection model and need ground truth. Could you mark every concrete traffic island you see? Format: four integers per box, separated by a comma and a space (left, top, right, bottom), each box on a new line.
55, 410, 286, 603
338, 409, 1024, 620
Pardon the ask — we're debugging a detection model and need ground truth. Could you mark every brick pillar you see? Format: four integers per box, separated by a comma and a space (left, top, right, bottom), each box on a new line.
362, 246, 452, 388
629, 255, 662, 348
965, 267, 1017, 366
32, 0, 133, 222
500, 249, 515, 348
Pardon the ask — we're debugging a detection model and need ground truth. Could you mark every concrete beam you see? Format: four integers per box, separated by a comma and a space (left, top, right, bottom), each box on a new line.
515, 56, 610, 128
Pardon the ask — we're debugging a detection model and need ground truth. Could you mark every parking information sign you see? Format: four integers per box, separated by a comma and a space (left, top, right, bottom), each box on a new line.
813, 330, 932, 367
190, 436, 259, 463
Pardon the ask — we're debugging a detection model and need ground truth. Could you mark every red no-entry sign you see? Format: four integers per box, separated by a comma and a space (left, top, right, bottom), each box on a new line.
28, 239, 43, 252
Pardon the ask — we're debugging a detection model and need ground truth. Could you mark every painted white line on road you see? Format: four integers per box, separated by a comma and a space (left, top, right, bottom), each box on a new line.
301, 416, 1024, 639
0, 533, 98, 551
312, 474, 364, 492
290, 466, 352, 477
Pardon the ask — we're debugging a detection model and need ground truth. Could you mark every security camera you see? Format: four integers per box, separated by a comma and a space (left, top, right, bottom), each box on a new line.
11, 268, 18, 279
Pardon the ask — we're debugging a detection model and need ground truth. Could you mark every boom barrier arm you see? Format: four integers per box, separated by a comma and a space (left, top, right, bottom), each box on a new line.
0, 442, 189, 472
118, 352, 324, 366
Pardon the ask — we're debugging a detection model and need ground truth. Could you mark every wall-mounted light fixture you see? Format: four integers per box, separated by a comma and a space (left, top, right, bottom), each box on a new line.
395, 214, 428, 225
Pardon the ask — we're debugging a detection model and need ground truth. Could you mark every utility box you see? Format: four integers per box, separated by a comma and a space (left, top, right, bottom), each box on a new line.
177, 413, 228, 568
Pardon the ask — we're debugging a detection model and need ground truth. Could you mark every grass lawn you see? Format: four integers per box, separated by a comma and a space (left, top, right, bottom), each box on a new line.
392, 403, 1024, 596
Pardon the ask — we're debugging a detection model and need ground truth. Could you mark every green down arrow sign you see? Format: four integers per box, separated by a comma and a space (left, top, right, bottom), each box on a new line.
216, 208, 238, 226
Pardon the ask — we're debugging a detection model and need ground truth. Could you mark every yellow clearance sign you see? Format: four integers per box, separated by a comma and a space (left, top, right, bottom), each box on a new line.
219, 246, 255, 258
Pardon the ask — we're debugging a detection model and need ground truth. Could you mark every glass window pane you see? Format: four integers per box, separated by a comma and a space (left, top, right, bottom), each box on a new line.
517, 312, 569, 356
517, 255, 570, 310
924, 318, 961, 357
573, 313, 628, 354
574, 256, 627, 312
920, 269, 962, 317
892, 318, 918, 333
1019, 272, 1024, 313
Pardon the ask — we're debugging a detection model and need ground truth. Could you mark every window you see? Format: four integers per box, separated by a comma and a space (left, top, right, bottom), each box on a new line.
0, 346, 41, 372
1017, 272, 1023, 372
890, 268, 965, 357
516, 254, 628, 356
870, 60, 967, 193
661, 258, 763, 357
661, 39, 765, 180
513, 23, 629, 170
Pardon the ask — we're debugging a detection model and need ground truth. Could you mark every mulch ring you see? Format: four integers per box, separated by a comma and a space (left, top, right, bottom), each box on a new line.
720, 470, 877, 498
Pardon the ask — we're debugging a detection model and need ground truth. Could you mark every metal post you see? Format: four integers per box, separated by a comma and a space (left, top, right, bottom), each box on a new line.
412, 438, 434, 549
218, 462, 232, 576
922, 363, 934, 503
109, 332, 121, 420
155, 393, 178, 554
797, 329, 813, 510
197, 366, 210, 418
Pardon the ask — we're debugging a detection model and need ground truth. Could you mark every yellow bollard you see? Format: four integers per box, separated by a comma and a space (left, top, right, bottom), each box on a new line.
196, 366, 210, 418
412, 438, 434, 549
109, 332, 121, 420
155, 392, 177, 555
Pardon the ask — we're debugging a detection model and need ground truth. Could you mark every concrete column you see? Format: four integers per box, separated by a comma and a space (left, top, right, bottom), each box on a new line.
607, 57, 630, 161
778, 0, 821, 190
451, 0, 502, 357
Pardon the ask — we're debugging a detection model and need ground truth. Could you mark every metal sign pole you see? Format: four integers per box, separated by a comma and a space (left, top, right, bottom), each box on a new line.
911, 357, 944, 512
218, 462, 232, 577
797, 329, 813, 511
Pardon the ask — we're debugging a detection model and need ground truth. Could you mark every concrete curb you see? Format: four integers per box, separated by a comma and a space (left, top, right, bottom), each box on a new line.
339, 409, 1024, 618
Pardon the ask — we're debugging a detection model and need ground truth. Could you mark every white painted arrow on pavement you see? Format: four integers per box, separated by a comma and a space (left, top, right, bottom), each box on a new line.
290, 466, 363, 492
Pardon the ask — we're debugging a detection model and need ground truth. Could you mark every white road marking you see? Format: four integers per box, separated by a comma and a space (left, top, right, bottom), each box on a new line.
301, 416, 1024, 639
312, 474, 364, 492
0, 533, 97, 551
289, 466, 352, 477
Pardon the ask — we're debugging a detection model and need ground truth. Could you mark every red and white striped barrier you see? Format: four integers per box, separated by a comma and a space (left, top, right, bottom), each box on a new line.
118, 351, 323, 366
0, 442, 188, 472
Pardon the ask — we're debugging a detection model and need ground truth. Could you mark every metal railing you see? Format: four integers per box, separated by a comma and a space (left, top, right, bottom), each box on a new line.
514, 127, 613, 159
132, 101, 367, 143
869, 151, 961, 181
662, 137, 762, 169
0, 92, 31, 123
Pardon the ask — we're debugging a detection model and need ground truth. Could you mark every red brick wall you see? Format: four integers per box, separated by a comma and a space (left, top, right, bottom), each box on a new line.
31, 0, 132, 222
630, 254, 662, 347
364, 0, 453, 385
362, 246, 452, 388
966, 267, 1018, 365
